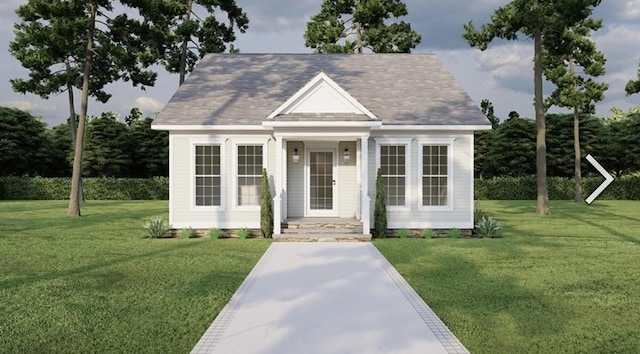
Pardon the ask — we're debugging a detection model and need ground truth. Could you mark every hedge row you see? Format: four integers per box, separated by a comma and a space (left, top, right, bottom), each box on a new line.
1, 176, 639, 201
0, 177, 169, 200
475, 175, 640, 200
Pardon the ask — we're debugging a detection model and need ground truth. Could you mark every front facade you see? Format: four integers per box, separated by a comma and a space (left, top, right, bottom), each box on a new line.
153, 54, 491, 235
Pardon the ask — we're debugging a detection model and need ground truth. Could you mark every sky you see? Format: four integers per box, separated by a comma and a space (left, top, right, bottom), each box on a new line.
1, 0, 639, 128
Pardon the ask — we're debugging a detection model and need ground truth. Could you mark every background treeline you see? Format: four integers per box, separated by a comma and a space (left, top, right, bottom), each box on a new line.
475, 108, 640, 179
0, 107, 168, 178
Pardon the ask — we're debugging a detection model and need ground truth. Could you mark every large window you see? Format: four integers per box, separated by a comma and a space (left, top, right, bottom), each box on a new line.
422, 145, 448, 206
237, 145, 263, 206
380, 145, 406, 206
195, 145, 221, 206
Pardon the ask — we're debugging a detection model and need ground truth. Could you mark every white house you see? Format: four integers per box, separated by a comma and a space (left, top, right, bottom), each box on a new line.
152, 54, 491, 237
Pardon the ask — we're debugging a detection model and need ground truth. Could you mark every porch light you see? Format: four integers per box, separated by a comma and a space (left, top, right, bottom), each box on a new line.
343, 148, 351, 163
292, 148, 300, 164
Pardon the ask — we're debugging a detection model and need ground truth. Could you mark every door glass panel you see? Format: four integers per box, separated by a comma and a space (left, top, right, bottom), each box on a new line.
310, 151, 333, 210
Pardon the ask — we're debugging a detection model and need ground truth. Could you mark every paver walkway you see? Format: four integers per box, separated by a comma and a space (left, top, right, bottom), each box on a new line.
191, 243, 468, 354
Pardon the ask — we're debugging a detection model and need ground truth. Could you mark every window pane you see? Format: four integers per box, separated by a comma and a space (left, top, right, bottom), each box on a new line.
237, 145, 263, 206
422, 145, 448, 206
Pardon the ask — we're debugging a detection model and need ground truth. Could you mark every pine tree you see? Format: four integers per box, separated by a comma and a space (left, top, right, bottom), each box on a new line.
374, 168, 387, 238
260, 169, 274, 238
626, 60, 640, 96
304, 0, 421, 53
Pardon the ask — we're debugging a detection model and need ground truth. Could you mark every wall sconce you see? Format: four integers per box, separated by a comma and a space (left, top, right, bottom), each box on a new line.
292, 148, 300, 164
343, 148, 351, 164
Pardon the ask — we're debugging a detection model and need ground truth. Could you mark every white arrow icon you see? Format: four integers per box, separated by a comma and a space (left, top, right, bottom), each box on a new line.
585, 154, 614, 205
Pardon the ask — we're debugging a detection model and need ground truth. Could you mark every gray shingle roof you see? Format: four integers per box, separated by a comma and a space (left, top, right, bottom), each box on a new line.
153, 53, 490, 126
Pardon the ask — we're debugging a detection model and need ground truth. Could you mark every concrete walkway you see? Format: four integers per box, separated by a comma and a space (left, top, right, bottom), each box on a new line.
191, 243, 469, 354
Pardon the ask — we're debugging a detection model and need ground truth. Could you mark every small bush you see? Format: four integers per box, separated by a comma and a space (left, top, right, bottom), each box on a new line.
143, 216, 170, 238
260, 169, 274, 238
474, 201, 488, 224
180, 227, 196, 239
448, 228, 461, 239
475, 216, 502, 238
208, 228, 222, 240
237, 227, 251, 240
395, 228, 410, 238
420, 228, 434, 239
373, 168, 387, 238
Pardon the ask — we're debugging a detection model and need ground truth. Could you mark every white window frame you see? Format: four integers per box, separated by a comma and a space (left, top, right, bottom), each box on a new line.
418, 137, 454, 211
232, 138, 268, 211
190, 138, 226, 211
375, 138, 412, 211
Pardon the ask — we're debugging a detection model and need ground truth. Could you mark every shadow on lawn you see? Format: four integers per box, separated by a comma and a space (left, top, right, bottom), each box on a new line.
389, 249, 572, 351
0, 242, 199, 290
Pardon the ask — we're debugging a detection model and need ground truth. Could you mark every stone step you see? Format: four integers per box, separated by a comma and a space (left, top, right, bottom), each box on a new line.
273, 233, 372, 242
281, 223, 363, 229
281, 227, 362, 234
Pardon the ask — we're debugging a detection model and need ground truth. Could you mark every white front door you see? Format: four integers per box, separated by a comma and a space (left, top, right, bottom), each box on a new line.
306, 148, 338, 217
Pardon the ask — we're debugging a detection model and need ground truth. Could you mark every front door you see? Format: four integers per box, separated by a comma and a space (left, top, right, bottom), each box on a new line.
306, 149, 338, 217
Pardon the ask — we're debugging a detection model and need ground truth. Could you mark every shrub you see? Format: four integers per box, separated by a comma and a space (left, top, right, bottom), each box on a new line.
180, 227, 196, 239
475, 216, 502, 238
237, 227, 251, 240
474, 201, 488, 224
260, 169, 274, 238
374, 168, 387, 238
395, 228, 410, 238
208, 228, 222, 240
448, 228, 461, 239
143, 217, 170, 238
420, 228, 434, 239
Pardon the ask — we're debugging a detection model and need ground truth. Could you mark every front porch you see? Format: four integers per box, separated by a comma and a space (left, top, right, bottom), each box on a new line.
274, 217, 371, 242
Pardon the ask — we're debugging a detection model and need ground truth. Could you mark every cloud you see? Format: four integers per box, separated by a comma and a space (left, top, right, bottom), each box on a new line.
0, 99, 38, 111
474, 43, 534, 94
133, 96, 165, 115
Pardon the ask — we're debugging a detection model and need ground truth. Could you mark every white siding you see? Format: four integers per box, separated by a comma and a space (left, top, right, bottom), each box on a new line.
286, 141, 305, 218
169, 131, 272, 229
338, 141, 357, 218
368, 132, 474, 229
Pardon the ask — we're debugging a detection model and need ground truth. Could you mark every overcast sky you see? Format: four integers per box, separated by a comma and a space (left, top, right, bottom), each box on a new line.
1, 0, 639, 128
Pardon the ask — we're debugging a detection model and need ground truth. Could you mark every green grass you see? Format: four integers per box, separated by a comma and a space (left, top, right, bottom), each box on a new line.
375, 200, 640, 353
0, 200, 270, 353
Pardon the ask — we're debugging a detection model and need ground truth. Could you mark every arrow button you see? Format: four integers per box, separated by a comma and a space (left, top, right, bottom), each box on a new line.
585, 154, 614, 205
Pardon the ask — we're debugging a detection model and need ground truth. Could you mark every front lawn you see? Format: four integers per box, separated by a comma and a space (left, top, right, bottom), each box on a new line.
0, 200, 270, 353
376, 200, 640, 353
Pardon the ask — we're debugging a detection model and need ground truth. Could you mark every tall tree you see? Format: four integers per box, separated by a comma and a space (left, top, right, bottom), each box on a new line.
486, 116, 536, 177
304, 0, 422, 53
152, 0, 248, 85
475, 99, 499, 178
543, 18, 607, 202
11, 0, 164, 216
129, 116, 169, 178
626, 60, 640, 96
463, 0, 603, 215
83, 112, 132, 177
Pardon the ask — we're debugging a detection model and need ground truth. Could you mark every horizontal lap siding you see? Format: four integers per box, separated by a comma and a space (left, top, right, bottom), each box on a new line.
368, 133, 473, 229
338, 141, 357, 218
170, 132, 273, 229
286, 141, 304, 218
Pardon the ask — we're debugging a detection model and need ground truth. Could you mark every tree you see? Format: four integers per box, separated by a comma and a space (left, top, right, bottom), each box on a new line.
45, 122, 73, 177
481, 99, 500, 129
543, 18, 607, 202
475, 99, 499, 178
260, 169, 273, 238
463, 0, 603, 215
374, 168, 387, 238
11, 1, 165, 216
545, 113, 603, 178
151, 0, 248, 85
129, 116, 169, 177
0, 107, 48, 176
486, 116, 536, 177
304, 0, 421, 53
125, 107, 143, 127
83, 112, 132, 177
626, 60, 640, 96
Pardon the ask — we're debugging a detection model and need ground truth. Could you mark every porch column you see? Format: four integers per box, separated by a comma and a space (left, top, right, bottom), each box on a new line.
360, 136, 370, 235
274, 136, 283, 235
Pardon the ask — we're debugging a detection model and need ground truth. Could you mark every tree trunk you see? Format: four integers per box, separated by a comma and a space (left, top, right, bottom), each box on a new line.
573, 105, 583, 202
533, 19, 550, 215
65, 60, 84, 203
179, 0, 194, 86
354, 0, 363, 53
67, 4, 95, 217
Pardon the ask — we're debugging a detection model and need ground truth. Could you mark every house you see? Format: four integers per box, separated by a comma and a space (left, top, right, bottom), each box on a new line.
152, 54, 491, 237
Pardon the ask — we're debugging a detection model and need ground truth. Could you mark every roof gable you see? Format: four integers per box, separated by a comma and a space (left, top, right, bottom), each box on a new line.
267, 72, 376, 119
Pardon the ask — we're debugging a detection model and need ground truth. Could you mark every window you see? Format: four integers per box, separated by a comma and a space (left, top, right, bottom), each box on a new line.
422, 145, 448, 206
237, 145, 263, 206
195, 145, 221, 206
380, 145, 406, 206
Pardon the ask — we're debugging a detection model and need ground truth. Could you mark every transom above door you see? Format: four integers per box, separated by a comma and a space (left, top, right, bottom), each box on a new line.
306, 145, 338, 217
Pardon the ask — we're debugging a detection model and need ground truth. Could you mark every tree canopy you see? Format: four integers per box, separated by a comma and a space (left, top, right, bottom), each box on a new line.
304, 0, 421, 53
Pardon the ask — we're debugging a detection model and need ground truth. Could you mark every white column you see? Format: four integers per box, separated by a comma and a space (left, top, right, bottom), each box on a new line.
274, 136, 283, 235
360, 136, 370, 235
